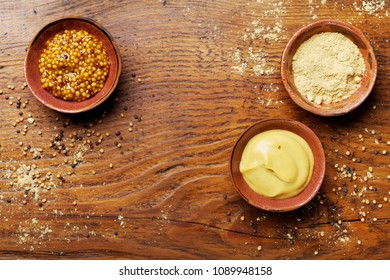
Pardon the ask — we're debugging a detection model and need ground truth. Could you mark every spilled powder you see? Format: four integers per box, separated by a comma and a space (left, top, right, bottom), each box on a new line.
16, 218, 52, 251
307, 0, 329, 19
231, 1, 285, 77
231, 48, 247, 75
4, 164, 57, 201
293, 32, 366, 105
353, 0, 386, 15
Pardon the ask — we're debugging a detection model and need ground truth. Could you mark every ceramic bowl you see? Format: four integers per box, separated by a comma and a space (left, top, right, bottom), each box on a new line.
230, 119, 325, 212
24, 17, 122, 113
281, 19, 377, 116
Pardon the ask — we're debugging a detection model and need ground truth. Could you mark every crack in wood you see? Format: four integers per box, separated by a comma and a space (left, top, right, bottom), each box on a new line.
156, 163, 185, 174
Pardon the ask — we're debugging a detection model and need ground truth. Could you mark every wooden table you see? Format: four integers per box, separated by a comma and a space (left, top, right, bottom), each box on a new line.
0, 0, 389, 260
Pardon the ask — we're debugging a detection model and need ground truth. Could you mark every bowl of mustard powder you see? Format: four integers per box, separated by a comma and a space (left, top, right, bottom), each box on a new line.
281, 20, 377, 116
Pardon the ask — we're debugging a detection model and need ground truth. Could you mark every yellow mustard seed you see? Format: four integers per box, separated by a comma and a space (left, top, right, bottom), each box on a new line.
38, 29, 110, 102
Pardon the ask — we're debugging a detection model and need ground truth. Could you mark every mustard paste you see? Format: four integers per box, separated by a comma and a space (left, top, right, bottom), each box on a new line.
240, 130, 314, 199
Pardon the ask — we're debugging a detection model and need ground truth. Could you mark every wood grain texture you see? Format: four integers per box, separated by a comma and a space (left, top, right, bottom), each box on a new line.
0, 0, 389, 259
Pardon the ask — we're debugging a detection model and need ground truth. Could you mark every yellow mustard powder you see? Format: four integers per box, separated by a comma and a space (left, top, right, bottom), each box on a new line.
292, 32, 366, 105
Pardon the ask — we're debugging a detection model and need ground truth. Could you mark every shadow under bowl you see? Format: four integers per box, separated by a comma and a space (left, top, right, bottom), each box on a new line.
24, 17, 122, 113
230, 119, 326, 212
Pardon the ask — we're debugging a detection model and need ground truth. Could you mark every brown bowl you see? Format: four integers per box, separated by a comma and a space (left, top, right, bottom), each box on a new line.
281, 20, 377, 116
24, 17, 122, 113
230, 119, 325, 212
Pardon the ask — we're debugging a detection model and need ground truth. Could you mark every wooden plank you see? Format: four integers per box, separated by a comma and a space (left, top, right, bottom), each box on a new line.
0, 0, 389, 259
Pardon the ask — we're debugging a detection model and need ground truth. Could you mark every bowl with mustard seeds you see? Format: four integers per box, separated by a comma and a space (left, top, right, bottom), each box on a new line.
281, 20, 377, 116
25, 17, 121, 113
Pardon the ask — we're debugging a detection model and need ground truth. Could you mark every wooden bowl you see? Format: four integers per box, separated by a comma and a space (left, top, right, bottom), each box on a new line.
24, 17, 122, 113
281, 20, 377, 116
230, 119, 325, 212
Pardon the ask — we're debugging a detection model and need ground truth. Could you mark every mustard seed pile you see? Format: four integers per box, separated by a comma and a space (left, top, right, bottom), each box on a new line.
39, 30, 110, 102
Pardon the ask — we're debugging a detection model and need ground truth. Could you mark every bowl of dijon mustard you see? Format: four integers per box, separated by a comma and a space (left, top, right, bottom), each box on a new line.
230, 119, 325, 212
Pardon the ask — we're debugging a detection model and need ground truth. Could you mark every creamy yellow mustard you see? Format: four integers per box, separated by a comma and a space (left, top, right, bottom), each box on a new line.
240, 130, 314, 199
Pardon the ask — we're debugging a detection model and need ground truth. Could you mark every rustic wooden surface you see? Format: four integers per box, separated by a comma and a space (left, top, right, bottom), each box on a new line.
0, 0, 389, 260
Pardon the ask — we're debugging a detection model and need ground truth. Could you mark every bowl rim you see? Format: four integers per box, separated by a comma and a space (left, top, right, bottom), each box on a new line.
281, 19, 377, 117
24, 16, 122, 114
230, 118, 326, 212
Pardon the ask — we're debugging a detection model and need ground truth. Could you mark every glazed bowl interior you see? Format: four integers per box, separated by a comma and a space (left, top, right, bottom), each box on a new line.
25, 17, 121, 113
230, 119, 325, 212
281, 20, 377, 116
